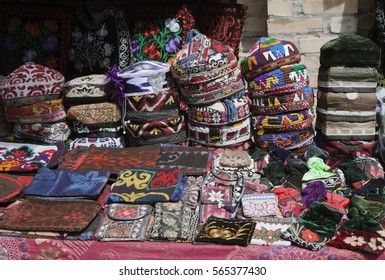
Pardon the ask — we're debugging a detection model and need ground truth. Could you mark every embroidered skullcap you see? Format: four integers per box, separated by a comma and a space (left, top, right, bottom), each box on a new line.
240, 37, 301, 80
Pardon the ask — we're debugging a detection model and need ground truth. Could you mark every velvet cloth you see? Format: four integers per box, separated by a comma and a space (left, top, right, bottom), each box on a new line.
23, 167, 110, 198
319, 34, 382, 67
300, 181, 327, 206
194, 215, 256, 246
107, 167, 184, 205
0, 173, 34, 203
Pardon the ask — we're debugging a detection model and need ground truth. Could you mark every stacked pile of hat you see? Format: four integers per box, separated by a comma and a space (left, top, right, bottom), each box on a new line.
0, 62, 70, 144
108, 61, 187, 146
240, 37, 315, 156
63, 74, 124, 150
315, 35, 382, 158
170, 29, 251, 148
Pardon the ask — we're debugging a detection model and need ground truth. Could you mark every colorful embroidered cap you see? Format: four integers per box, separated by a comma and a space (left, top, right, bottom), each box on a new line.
13, 122, 71, 144
253, 126, 315, 150
252, 107, 315, 134
247, 63, 309, 96
250, 86, 314, 115
318, 66, 378, 93
319, 34, 382, 67
5, 98, 66, 123
188, 117, 251, 147
63, 74, 114, 106
188, 96, 250, 126
170, 29, 238, 84
0, 62, 65, 106
241, 37, 301, 80
125, 115, 187, 146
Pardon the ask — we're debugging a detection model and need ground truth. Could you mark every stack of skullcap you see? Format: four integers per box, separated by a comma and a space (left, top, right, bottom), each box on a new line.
315, 34, 382, 158
0, 62, 70, 144
241, 37, 315, 155
170, 29, 252, 147
108, 61, 187, 146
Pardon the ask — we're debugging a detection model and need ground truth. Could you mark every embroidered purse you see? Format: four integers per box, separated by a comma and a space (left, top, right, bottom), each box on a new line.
107, 167, 185, 205
95, 204, 152, 241
148, 201, 199, 242
194, 215, 256, 246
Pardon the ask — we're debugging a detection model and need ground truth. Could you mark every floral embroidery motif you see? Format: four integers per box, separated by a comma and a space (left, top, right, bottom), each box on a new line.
343, 235, 366, 247
130, 17, 182, 63
301, 229, 320, 243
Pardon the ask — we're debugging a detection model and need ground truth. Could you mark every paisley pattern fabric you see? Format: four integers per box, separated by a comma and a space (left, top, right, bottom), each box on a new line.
95, 204, 152, 241
107, 167, 184, 205
194, 216, 256, 246
0, 141, 58, 172
149, 201, 199, 242
0, 198, 101, 232
23, 167, 110, 198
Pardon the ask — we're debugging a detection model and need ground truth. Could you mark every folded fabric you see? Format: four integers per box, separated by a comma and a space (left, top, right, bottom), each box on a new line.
13, 122, 71, 144
353, 157, 385, 180
56, 145, 161, 174
0, 173, 34, 203
149, 201, 199, 242
325, 192, 350, 212
188, 117, 251, 147
250, 216, 293, 246
351, 178, 385, 203
0, 141, 58, 172
63, 74, 114, 106
303, 157, 337, 182
194, 215, 256, 246
0, 62, 65, 106
317, 66, 378, 93
283, 159, 309, 191
23, 167, 110, 198
241, 37, 301, 79
107, 167, 184, 205
188, 95, 250, 126
68, 137, 125, 150
95, 204, 152, 241
5, 98, 66, 123
199, 204, 232, 224
0, 198, 101, 232
244, 175, 271, 195
338, 162, 367, 189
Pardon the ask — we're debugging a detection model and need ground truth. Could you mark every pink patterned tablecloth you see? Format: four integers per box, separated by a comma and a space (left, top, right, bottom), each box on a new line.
0, 237, 384, 260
